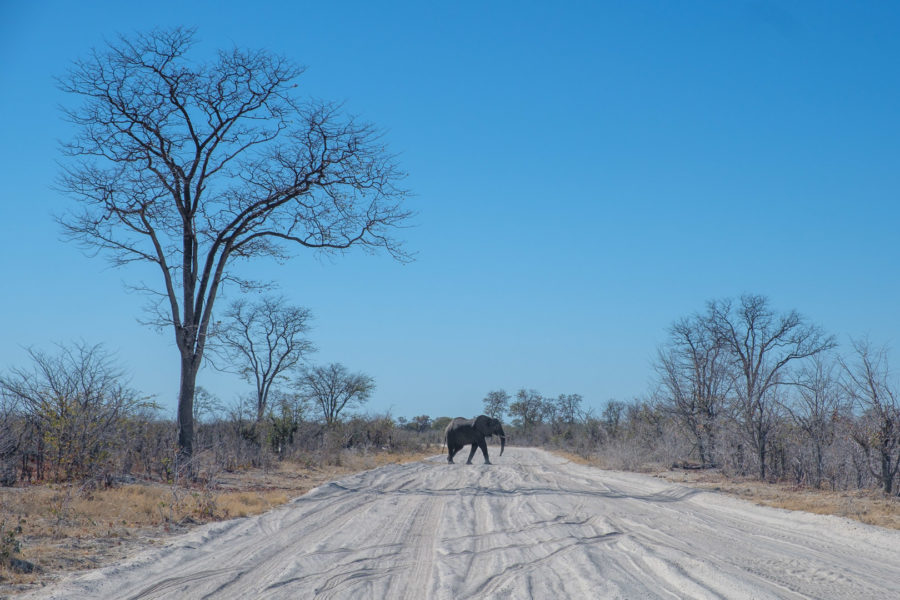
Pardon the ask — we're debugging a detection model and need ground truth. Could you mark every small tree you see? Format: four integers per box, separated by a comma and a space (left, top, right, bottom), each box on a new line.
431, 416, 452, 432
266, 390, 310, 457
508, 389, 543, 434
841, 339, 900, 495
545, 393, 584, 438
553, 393, 584, 425
192, 386, 225, 451
602, 400, 626, 438
407, 415, 432, 432
482, 390, 510, 419
212, 296, 314, 422
298, 363, 375, 427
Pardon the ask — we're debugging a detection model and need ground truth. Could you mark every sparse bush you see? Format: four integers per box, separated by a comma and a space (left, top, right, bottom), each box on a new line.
0, 518, 23, 566
0, 343, 154, 482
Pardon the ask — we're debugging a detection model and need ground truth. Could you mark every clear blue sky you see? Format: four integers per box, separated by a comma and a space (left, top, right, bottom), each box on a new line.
1, 1, 898, 420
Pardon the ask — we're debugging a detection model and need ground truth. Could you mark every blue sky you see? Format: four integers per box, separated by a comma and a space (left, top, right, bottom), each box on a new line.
1, 1, 898, 420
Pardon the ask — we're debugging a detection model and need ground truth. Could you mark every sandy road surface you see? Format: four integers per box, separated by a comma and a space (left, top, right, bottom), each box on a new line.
26, 448, 900, 599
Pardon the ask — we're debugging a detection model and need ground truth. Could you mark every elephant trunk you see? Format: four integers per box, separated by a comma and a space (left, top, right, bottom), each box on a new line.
499, 431, 506, 456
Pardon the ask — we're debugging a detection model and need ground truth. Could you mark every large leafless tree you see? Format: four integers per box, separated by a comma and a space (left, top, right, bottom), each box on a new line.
708, 295, 835, 479
56, 28, 411, 458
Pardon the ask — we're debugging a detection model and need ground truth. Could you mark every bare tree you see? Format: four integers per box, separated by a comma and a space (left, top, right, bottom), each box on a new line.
212, 296, 314, 422
602, 400, 627, 438
784, 355, 845, 488
407, 415, 432, 432
482, 389, 510, 419
267, 389, 311, 457
192, 386, 226, 425
191, 386, 225, 452
508, 389, 544, 434
840, 339, 900, 495
56, 28, 411, 458
655, 314, 731, 466
298, 363, 375, 427
708, 295, 835, 479
0, 389, 23, 485
554, 393, 584, 426
546, 393, 584, 438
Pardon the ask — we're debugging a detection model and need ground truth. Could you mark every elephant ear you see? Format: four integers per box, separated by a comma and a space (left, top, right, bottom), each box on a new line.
474, 415, 492, 434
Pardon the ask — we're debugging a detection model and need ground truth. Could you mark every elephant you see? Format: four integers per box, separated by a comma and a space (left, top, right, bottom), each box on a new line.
445, 415, 506, 464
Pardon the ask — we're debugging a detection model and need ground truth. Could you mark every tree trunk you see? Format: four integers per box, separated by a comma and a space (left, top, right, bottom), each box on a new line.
707, 428, 718, 468
758, 438, 767, 480
177, 356, 198, 461
697, 437, 707, 466
881, 450, 894, 495
256, 386, 267, 423
814, 443, 824, 489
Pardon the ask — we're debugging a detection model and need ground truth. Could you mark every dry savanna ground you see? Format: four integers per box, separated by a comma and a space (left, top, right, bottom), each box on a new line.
1, 448, 899, 597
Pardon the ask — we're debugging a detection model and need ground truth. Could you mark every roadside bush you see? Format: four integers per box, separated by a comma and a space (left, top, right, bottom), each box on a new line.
0, 344, 153, 482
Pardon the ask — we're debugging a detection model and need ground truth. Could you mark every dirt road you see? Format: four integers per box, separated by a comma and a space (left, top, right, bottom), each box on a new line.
26, 448, 900, 599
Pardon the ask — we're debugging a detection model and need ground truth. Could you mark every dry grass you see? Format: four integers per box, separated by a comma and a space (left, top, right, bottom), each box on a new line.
657, 468, 900, 530
0, 449, 434, 596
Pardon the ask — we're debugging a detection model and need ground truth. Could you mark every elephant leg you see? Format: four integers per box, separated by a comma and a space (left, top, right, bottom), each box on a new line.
448, 444, 457, 463
479, 439, 491, 464
466, 442, 479, 464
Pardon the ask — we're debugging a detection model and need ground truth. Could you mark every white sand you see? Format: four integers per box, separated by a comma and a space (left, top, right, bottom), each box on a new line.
25, 448, 900, 599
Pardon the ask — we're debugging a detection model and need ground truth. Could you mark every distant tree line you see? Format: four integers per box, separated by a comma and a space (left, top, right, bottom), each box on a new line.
0, 314, 382, 485
1, 293, 898, 498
